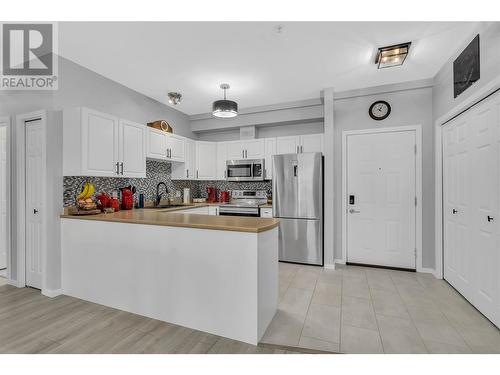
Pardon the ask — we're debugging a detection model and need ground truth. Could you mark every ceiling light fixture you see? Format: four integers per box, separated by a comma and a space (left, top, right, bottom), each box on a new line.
212, 84, 238, 118
375, 42, 411, 69
168, 92, 182, 105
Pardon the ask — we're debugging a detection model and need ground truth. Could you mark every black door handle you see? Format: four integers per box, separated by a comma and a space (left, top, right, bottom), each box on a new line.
452, 209, 458, 214
487, 215, 494, 222
33, 209, 38, 214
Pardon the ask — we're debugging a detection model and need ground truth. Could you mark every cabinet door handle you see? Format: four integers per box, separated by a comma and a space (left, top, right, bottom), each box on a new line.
301, 146, 303, 153
120, 162, 124, 175
224, 170, 227, 179
197, 170, 199, 179
186, 169, 188, 178
242, 149, 244, 158
115, 162, 120, 175
296, 146, 299, 154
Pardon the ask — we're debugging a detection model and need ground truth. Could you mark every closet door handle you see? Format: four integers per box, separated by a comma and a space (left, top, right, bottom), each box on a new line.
452, 209, 458, 214
487, 215, 494, 222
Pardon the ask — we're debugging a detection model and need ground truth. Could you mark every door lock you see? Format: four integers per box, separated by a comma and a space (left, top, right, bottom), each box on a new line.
33, 209, 38, 214
349, 209, 360, 214
487, 215, 494, 222
452, 209, 458, 214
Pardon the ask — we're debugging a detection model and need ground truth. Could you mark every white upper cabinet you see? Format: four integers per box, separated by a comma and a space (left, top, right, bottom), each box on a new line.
264, 138, 276, 180
171, 138, 196, 180
63, 107, 145, 178
216, 142, 228, 180
196, 141, 217, 180
276, 135, 300, 154
119, 119, 146, 178
225, 139, 265, 159
300, 133, 323, 153
147, 127, 167, 160
226, 141, 245, 160
245, 139, 265, 159
166, 133, 185, 162
276, 134, 323, 155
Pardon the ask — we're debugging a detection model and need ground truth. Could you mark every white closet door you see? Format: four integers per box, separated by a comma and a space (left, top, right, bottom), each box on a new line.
443, 90, 500, 328
25, 120, 44, 289
443, 114, 474, 301
470, 97, 499, 326
0, 125, 7, 270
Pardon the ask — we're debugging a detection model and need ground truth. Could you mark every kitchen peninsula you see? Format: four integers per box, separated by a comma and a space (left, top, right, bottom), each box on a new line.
60, 206, 280, 345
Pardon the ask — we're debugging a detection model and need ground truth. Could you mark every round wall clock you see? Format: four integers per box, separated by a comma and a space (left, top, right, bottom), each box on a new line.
369, 100, 391, 121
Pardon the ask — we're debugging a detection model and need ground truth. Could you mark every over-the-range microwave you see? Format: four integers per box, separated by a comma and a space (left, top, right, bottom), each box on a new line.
226, 159, 265, 181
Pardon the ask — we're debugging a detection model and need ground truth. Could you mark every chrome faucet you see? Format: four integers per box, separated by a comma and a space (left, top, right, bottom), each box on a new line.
155, 182, 168, 206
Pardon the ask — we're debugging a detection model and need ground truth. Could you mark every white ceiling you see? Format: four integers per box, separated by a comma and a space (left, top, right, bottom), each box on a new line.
59, 22, 479, 115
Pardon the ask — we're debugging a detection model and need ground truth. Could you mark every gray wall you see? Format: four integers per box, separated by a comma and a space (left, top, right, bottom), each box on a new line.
0, 56, 194, 138
333, 86, 435, 268
1, 56, 194, 284
433, 22, 500, 120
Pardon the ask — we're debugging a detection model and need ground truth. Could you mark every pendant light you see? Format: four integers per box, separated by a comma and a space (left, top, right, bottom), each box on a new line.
212, 83, 238, 118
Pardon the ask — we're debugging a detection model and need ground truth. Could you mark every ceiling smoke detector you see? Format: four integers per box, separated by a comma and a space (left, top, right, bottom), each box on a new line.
168, 92, 182, 105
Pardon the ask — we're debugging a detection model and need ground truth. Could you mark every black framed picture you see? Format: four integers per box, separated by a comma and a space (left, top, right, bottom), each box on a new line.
453, 34, 480, 98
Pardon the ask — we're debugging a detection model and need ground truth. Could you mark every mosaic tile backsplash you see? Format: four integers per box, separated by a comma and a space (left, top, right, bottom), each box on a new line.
63, 160, 272, 206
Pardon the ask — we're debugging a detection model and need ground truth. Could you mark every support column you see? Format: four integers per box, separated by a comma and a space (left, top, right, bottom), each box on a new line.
323, 88, 335, 268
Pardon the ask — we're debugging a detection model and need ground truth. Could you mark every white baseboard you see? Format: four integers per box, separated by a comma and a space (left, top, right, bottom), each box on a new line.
419, 267, 435, 275
42, 288, 63, 298
324, 263, 336, 270
334, 258, 346, 265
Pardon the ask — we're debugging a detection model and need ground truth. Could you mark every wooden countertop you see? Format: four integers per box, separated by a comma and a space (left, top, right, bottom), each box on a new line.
60, 204, 280, 233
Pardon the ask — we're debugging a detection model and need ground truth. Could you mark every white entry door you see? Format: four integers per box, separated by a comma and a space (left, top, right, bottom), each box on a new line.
346, 130, 417, 269
0, 124, 7, 270
25, 119, 44, 289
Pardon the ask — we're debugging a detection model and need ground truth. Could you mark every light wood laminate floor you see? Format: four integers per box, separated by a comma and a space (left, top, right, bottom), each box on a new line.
2, 264, 500, 354
261, 263, 500, 353
0, 280, 305, 354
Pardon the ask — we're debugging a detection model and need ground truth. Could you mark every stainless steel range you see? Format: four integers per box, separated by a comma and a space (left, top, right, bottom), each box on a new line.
218, 190, 267, 217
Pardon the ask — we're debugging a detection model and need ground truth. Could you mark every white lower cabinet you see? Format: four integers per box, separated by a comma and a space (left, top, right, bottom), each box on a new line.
208, 206, 219, 216
63, 107, 146, 178
196, 141, 217, 180
260, 207, 273, 218
174, 206, 210, 215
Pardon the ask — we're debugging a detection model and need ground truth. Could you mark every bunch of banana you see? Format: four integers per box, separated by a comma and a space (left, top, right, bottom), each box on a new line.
77, 181, 95, 200
77, 181, 97, 210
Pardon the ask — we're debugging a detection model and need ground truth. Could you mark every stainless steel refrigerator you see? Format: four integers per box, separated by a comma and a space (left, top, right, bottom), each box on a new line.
272, 152, 323, 266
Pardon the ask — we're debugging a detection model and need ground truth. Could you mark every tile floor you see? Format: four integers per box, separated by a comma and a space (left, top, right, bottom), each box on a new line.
261, 263, 500, 354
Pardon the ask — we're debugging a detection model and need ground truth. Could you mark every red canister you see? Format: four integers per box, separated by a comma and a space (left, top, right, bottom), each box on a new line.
121, 188, 134, 210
